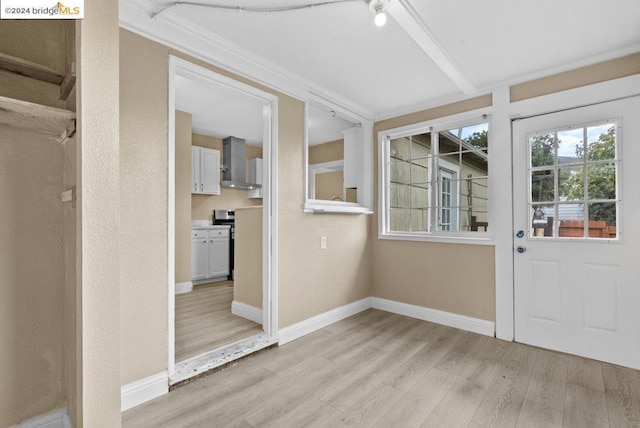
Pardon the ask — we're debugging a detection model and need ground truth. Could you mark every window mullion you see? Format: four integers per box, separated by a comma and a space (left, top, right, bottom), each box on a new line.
431, 129, 438, 233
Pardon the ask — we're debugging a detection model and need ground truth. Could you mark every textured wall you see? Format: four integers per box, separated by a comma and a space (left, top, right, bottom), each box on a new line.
175, 111, 192, 285
119, 29, 168, 386
277, 96, 371, 328
234, 207, 263, 309
78, 0, 121, 423
0, 128, 65, 426
63, 135, 79, 427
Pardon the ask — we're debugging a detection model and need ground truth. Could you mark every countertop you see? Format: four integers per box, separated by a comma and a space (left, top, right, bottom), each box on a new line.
191, 220, 230, 230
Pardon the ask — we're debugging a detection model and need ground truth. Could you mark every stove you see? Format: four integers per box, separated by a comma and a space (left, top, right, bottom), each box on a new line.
213, 210, 235, 280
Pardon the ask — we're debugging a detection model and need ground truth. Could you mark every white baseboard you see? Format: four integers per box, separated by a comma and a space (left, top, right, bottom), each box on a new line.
15, 408, 72, 428
121, 371, 168, 412
278, 297, 371, 345
231, 300, 263, 324
175, 281, 193, 294
371, 297, 495, 337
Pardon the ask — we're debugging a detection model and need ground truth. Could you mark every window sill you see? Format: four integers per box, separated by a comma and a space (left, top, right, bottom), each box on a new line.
304, 201, 373, 215
378, 232, 495, 246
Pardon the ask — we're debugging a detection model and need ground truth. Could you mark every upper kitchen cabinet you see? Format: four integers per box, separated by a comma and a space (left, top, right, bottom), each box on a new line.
304, 97, 373, 214
192, 146, 220, 195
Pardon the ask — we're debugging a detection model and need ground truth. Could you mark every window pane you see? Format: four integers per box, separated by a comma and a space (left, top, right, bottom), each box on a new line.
390, 208, 410, 232
411, 185, 428, 209
461, 123, 489, 154
531, 204, 555, 237
410, 162, 429, 184
390, 184, 410, 209
390, 159, 410, 185
411, 134, 431, 158
410, 208, 428, 232
439, 130, 462, 154
587, 125, 615, 161
390, 137, 410, 161
587, 163, 616, 200
385, 122, 489, 237
459, 205, 488, 231
531, 170, 555, 203
557, 129, 583, 164
558, 166, 583, 202
530, 134, 555, 167
589, 202, 616, 228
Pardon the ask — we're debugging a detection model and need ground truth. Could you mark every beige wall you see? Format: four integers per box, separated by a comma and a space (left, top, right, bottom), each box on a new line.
277, 96, 371, 328
119, 30, 371, 385
315, 171, 344, 201
308, 139, 343, 164
234, 207, 263, 309
63, 135, 79, 427
0, 128, 65, 425
191, 133, 263, 222
78, 0, 121, 423
372, 95, 497, 322
119, 30, 168, 386
511, 52, 640, 102
175, 111, 192, 285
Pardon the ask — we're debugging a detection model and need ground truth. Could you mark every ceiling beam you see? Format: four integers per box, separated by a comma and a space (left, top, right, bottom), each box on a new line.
388, 0, 477, 95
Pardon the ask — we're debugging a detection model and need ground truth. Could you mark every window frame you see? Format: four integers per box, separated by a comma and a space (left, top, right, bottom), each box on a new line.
378, 108, 494, 245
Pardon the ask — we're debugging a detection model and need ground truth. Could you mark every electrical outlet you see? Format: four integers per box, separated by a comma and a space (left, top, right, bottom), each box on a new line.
320, 236, 327, 249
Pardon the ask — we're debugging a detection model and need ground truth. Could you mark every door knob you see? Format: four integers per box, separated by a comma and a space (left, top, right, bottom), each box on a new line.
517, 246, 526, 254
516, 230, 524, 238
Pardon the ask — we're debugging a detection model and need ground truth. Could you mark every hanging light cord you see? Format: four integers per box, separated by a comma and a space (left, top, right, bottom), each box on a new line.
151, 0, 363, 19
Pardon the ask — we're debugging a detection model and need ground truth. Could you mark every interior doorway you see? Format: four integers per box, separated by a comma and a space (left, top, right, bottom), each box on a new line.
167, 56, 279, 384
512, 96, 640, 369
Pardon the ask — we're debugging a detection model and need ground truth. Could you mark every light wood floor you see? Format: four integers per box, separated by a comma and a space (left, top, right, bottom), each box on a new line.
175, 281, 263, 362
127, 309, 640, 427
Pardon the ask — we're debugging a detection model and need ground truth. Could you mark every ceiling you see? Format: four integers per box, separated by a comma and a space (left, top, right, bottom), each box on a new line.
135, 0, 640, 120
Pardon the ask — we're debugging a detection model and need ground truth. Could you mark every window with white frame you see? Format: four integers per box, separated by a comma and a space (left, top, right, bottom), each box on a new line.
381, 120, 489, 237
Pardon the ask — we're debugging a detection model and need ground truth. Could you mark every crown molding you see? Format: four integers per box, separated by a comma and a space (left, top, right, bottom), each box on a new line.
119, 0, 375, 120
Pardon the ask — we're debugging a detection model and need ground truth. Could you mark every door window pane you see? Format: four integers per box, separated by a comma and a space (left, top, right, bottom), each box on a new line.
531, 204, 555, 238
531, 170, 555, 203
530, 134, 555, 167
528, 121, 619, 241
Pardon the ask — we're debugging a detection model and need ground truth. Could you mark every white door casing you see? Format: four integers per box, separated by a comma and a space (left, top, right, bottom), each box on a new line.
513, 96, 640, 369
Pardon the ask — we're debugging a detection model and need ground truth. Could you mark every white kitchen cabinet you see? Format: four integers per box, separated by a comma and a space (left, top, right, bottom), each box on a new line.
247, 157, 263, 199
191, 146, 220, 195
191, 236, 208, 280
191, 228, 229, 281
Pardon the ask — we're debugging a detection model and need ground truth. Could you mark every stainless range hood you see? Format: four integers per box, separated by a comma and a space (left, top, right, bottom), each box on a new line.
221, 136, 261, 190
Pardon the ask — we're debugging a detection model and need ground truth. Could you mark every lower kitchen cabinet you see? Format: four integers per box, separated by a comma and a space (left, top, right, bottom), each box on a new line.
191, 228, 229, 281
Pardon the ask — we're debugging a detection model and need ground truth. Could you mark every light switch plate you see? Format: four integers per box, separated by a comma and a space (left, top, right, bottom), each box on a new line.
320, 236, 327, 249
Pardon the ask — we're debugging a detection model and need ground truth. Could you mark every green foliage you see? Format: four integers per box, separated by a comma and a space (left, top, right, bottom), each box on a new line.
464, 130, 488, 149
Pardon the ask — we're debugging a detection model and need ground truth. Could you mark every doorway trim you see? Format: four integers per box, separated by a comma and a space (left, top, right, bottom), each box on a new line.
492, 73, 640, 341
167, 55, 279, 380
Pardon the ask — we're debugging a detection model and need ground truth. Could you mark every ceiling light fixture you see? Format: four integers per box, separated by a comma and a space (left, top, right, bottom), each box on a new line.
368, 0, 390, 27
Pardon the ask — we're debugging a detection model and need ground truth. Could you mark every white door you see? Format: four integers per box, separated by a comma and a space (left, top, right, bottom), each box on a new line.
513, 96, 640, 370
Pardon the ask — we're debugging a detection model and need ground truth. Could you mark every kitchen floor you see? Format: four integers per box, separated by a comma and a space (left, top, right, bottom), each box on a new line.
175, 281, 263, 362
